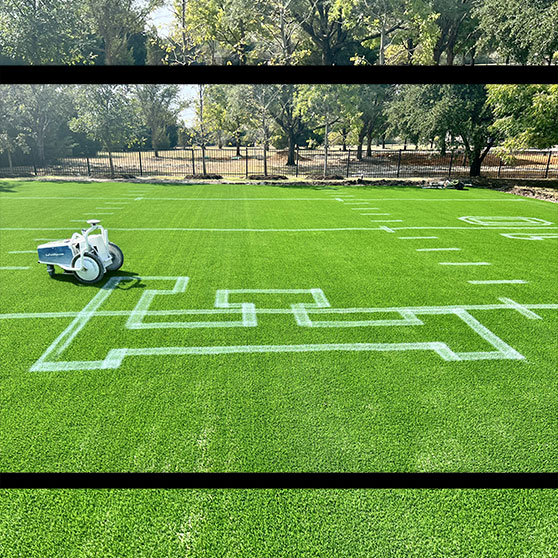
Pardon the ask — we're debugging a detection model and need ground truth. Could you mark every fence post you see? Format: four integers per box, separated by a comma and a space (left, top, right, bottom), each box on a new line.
346, 148, 351, 178
245, 146, 249, 178
191, 149, 195, 175
448, 150, 454, 178
396, 149, 402, 178
545, 150, 552, 178
86, 156, 91, 176
497, 156, 502, 178
295, 146, 299, 177
33, 160, 38, 176
138, 150, 143, 176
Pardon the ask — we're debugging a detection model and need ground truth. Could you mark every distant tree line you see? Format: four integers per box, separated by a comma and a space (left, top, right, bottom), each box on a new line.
0, 0, 556, 65
0, 84, 556, 176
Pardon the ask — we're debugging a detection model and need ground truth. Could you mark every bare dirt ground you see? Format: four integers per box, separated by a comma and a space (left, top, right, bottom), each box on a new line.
471, 178, 558, 203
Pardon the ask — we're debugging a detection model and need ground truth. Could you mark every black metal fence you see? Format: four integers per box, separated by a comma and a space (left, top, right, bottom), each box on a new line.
1, 147, 556, 180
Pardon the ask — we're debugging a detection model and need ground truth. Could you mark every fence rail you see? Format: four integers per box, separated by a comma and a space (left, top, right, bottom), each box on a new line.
1, 147, 557, 180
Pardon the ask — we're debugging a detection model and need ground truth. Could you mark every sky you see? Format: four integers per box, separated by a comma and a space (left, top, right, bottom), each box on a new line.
147, 5, 174, 38
178, 85, 197, 125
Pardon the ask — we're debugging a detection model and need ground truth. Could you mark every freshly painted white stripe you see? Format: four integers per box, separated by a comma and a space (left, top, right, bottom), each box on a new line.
96, 207, 124, 210
351, 208, 376, 210
398, 236, 438, 239
468, 280, 528, 284
360, 213, 390, 215
459, 216, 553, 227
439, 262, 491, 266
5, 302, 558, 321
379, 225, 395, 233
499, 297, 542, 319
33, 238, 58, 241
393, 227, 558, 230
29, 278, 557, 371
9, 250, 36, 254
135, 197, 143, 201
0, 266, 30, 270
501, 232, 558, 240
416, 248, 461, 252
335, 198, 344, 201
345, 202, 371, 205
83, 213, 113, 215
370, 220, 403, 222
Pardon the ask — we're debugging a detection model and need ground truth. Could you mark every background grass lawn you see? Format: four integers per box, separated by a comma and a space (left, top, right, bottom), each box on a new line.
0, 179, 557, 472
0, 489, 556, 557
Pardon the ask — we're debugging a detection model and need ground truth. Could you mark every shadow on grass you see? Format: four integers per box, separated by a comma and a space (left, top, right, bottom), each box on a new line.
48, 269, 145, 290
0, 180, 23, 193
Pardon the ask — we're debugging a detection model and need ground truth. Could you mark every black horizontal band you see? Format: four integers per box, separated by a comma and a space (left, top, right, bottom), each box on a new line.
1, 472, 556, 489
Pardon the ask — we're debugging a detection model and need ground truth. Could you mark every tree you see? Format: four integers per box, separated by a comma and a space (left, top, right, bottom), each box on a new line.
296, 84, 360, 174
133, 85, 182, 156
9, 85, 72, 166
69, 85, 138, 177
487, 85, 558, 151
241, 85, 281, 175
0, 86, 29, 171
474, 0, 558, 65
288, 0, 360, 64
266, 85, 304, 165
184, 0, 262, 64
430, 0, 475, 65
83, 0, 161, 65
352, 85, 392, 158
388, 84, 497, 176
0, 0, 92, 64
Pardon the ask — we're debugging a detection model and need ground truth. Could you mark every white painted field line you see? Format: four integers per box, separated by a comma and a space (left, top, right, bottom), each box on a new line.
499, 297, 542, 319
8, 250, 36, 254
416, 248, 461, 252
33, 238, 58, 241
351, 207, 376, 210
135, 197, 143, 201
379, 225, 395, 233
345, 202, 371, 204
96, 207, 124, 210
439, 262, 491, 266
0, 266, 30, 270
2, 227, 386, 232
335, 198, 344, 201
398, 236, 438, 239
469, 280, 528, 285
360, 213, 390, 216
5, 301, 557, 321
393, 227, 558, 231
370, 220, 403, 222
83, 213, 113, 215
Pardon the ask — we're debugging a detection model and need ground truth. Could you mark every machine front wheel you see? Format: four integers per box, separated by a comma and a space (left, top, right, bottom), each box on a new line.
72, 252, 104, 284
105, 242, 124, 271
46, 265, 55, 278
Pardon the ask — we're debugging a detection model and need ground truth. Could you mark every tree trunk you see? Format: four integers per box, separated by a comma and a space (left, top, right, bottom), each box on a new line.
263, 141, 268, 177
287, 131, 296, 166
154, 149, 159, 158
201, 144, 207, 175
108, 151, 115, 178
356, 123, 367, 160
323, 121, 329, 177
341, 127, 347, 151
382, 135, 386, 149
403, 138, 407, 150
7, 150, 13, 171
379, 21, 386, 65
366, 128, 373, 157
469, 150, 482, 176
235, 136, 241, 157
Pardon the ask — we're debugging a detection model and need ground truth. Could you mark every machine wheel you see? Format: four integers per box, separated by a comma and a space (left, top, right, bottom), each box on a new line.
46, 264, 55, 278
105, 242, 124, 271
72, 252, 104, 284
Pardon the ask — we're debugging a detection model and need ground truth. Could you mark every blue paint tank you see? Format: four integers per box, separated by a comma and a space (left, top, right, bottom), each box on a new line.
37, 242, 75, 266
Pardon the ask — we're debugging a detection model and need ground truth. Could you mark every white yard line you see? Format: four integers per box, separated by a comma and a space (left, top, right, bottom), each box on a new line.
360, 213, 389, 215
0, 266, 30, 270
398, 236, 438, 239
8, 250, 36, 254
468, 280, 528, 284
0, 197, 528, 201
439, 262, 491, 266
370, 220, 403, 222
416, 248, 461, 252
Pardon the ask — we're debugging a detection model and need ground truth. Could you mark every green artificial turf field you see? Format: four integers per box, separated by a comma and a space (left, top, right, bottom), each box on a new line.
1, 489, 557, 557
0, 179, 557, 472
